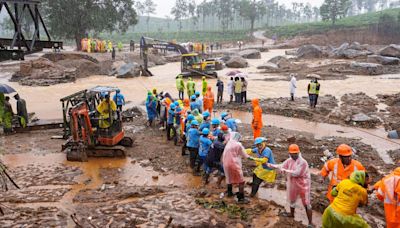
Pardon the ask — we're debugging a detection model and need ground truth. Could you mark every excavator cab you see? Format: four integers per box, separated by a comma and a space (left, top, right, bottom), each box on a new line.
61, 86, 133, 162
181, 53, 218, 78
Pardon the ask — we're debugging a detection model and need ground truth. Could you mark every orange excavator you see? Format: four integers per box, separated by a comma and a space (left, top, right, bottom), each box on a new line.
60, 86, 133, 162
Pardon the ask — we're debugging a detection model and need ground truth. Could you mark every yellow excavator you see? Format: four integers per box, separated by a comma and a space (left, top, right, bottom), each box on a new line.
139, 36, 220, 78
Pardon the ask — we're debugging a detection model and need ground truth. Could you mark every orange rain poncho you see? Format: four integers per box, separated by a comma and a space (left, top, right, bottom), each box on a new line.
320, 157, 365, 203
181, 98, 191, 133
251, 98, 263, 139
203, 86, 214, 113
374, 167, 400, 228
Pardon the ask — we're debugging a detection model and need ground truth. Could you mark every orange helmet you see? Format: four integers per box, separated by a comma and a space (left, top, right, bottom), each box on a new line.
336, 144, 352, 156
221, 125, 229, 132
288, 144, 300, 154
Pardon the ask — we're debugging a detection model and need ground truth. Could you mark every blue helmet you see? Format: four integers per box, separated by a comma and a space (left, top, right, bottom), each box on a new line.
187, 114, 195, 121
254, 137, 267, 145
221, 112, 228, 119
202, 128, 210, 135
211, 118, 220, 125
191, 95, 197, 100
203, 111, 210, 118
116, 89, 120, 93
195, 91, 200, 96
191, 120, 199, 126
170, 104, 176, 110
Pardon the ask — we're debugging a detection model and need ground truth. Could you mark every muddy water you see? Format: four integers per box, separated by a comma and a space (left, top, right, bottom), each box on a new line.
227, 110, 400, 164
1, 50, 400, 120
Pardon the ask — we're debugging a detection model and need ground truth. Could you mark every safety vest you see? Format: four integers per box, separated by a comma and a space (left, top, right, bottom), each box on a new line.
309, 82, 317, 94
377, 174, 400, 224
330, 161, 359, 185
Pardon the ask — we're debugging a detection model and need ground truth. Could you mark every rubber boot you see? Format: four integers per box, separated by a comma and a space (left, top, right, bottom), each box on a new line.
226, 184, 234, 197
250, 183, 260, 197
237, 192, 249, 204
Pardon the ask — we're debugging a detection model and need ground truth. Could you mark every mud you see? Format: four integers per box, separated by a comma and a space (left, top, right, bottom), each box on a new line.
377, 93, 400, 131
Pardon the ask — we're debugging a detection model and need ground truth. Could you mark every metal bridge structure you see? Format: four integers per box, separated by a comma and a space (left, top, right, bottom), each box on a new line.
0, 0, 63, 61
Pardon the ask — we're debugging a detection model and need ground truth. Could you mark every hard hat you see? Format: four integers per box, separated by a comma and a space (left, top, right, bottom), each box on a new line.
187, 114, 195, 121
336, 144, 352, 156
191, 95, 196, 100
211, 118, 220, 125
254, 137, 267, 145
116, 89, 120, 93
195, 91, 200, 96
170, 104, 176, 110
203, 111, 210, 118
202, 76, 206, 80
288, 144, 300, 154
221, 125, 228, 131
202, 128, 210, 135
191, 120, 199, 126
174, 101, 179, 106
221, 112, 228, 119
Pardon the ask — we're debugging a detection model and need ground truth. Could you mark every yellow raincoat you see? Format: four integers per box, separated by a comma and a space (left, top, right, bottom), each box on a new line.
97, 100, 117, 128
246, 148, 277, 183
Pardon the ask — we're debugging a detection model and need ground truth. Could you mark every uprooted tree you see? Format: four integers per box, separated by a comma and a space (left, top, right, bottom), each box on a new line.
42, 0, 138, 50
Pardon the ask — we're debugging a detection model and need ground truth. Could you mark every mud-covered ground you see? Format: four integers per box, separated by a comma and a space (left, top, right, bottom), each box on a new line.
1, 109, 397, 227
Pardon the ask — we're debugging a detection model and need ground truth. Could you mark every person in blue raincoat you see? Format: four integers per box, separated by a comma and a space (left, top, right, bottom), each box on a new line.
145, 92, 157, 127
211, 118, 221, 137
182, 114, 195, 156
195, 91, 203, 113
199, 128, 212, 177
199, 111, 211, 131
187, 120, 200, 173
113, 89, 125, 112
190, 95, 200, 111
221, 112, 238, 132
167, 103, 177, 141
246, 137, 277, 197
174, 102, 182, 146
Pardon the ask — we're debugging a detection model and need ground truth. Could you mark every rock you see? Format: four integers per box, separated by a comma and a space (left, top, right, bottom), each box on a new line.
238, 49, 261, 59
349, 42, 363, 50
286, 136, 296, 143
148, 54, 166, 65
256, 62, 278, 70
285, 49, 297, 55
116, 62, 141, 78
112, 61, 127, 71
352, 113, 372, 122
225, 56, 248, 68
379, 44, 400, 58
296, 44, 323, 59
268, 55, 291, 69
350, 62, 384, 75
338, 49, 372, 59
367, 55, 400, 65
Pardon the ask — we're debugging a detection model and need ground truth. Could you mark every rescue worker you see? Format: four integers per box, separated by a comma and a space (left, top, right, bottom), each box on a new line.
117, 42, 123, 51
221, 112, 237, 132
202, 76, 208, 96
307, 79, 317, 108
227, 77, 234, 103
113, 89, 125, 113
190, 95, 200, 111
251, 98, 263, 139
234, 77, 242, 103
289, 74, 297, 101
107, 40, 113, 52
204, 132, 226, 185
186, 77, 196, 98
176, 74, 185, 100
246, 137, 276, 197
145, 92, 157, 127
112, 47, 116, 61
211, 118, 221, 137
87, 38, 92, 53
187, 120, 200, 173
0, 92, 4, 125
374, 167, 400, 228
241, 77, 247, 104
182, 114, 195, 156
322, 171, 370, 228
167, 103, 177, 141
203, 86, 215, 113
199, 128, 213, 177
199, 111, 211, 131
3, 96, 14, 134
97, 94, 117, 129
195, 91, 203, 113
320, 144, 366, 203
268, 144, 313, 227
192, 109, 203, 124
174, 102, 182, 146
14, 94, 28, 128
159, 98, 169, 130
315, 79, 321, 107
222, 132, 256, 204
216, 78, 224, 104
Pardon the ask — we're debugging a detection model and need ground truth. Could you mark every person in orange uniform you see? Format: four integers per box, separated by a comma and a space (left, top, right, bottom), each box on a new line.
203, 86, 215, 113
181, 98, 191, 133
374, 167, 400, 228
251, 98, 263, 139
320, 144, 366, 203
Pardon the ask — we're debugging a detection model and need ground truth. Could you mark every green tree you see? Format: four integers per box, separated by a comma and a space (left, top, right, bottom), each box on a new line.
237, 0, 266, 34
171, 0, 188, 32
43, 0, 137, 49
320, 0, 351, 25
143, 0, 157, 32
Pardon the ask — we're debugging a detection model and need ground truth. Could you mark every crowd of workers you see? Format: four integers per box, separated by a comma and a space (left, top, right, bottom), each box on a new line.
139, 74, 400, 228
0, 93, 28, 134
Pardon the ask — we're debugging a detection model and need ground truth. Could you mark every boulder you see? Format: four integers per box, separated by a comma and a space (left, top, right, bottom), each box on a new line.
352, 113, 372, 122
257, 62, 278, 70
349, 42, 363, 51
268, 56, 291, 69
339, 49, 372, 59
116, 62, 141, 78
296, 44, 323, 59
238, 49, 261, 59
379, 44, 400, 58
285, 49, 297, 55
225, 56, 248, 68
112, 61, 127, 71
367, 55, 400, 65
350, 62, 384, 75
148, 54, 166, 65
